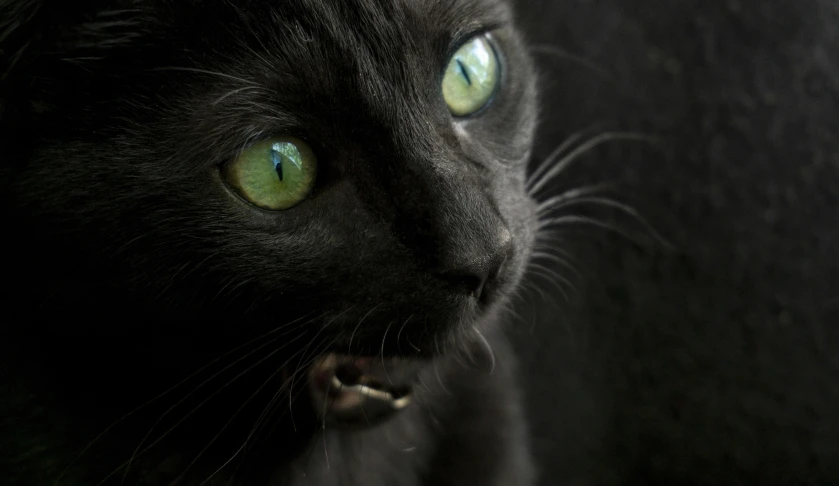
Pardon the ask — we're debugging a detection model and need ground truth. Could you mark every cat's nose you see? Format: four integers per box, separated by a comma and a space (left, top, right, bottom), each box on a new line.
438, 225, 513, 301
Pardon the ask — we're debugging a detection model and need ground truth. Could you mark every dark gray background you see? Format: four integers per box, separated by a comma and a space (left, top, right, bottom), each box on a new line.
510, 1, 839, 484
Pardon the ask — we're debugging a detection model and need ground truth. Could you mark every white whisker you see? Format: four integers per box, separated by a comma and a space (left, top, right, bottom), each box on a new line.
290, 306, 355, 432
190, 348, 319, 485
213, 85, 264, 105
152, 66, 260, 87
535, 182, 617, 213
531, 250, 582, 280
348, 303, 383, 356
529, 132, 659, 195
472, 326, 496, 375
539, 196, 673, 248
63, 312, 321, 486
381, 320, 395, 385
526, 263, 572, 302
529, 44, 612, 78
99, 333, 310, 486
396, 315, 414, 355
527, 128, 597, 187
537, 214, 646, 247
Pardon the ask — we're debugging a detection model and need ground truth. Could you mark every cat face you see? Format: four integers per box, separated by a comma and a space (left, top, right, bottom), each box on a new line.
2, 0, 538, 359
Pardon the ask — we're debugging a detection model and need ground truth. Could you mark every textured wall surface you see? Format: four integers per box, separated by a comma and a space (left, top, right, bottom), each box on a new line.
512, 1, 839, 484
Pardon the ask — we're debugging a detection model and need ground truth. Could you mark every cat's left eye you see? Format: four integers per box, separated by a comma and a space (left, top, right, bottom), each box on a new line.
442, 35, 500, 117
223, 136, 317, 211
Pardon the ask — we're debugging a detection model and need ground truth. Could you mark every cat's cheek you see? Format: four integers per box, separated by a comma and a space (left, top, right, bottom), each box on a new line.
507, 198, 540, 294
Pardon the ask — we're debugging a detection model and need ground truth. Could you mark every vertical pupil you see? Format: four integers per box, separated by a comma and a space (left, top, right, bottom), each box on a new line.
271, 146, 284, 181
457, 59, 472, 86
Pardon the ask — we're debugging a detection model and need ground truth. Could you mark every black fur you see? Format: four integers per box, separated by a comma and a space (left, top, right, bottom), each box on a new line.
0, 0, 538, 484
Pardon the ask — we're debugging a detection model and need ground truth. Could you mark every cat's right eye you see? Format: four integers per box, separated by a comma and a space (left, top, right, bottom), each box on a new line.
223, 136, 317, 211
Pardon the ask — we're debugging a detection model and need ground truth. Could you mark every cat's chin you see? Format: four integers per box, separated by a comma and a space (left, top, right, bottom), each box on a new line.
303, 314, 502, 429
306, 352, 427, 428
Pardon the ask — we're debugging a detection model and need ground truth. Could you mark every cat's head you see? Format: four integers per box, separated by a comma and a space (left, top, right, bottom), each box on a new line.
1, 0, 537, 407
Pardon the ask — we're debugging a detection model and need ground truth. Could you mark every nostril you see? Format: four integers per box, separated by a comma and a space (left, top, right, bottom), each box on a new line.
437, 227, 513, 301
452, 273, 487, 299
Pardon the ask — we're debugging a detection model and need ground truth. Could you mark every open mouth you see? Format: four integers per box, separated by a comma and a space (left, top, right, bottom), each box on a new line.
308, 353, 426, 428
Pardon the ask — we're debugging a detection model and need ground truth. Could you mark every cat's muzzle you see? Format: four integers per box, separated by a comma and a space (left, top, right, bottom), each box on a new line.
308, 353, 422, 428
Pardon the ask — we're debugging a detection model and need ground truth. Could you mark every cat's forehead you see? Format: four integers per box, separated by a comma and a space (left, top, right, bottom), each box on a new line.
184, 0, 515, 124
257, 0, 510, 28
263, 1, 509, 88
216, 0, 512, 65
280, 0, 511, 36
248, 0, 508, 58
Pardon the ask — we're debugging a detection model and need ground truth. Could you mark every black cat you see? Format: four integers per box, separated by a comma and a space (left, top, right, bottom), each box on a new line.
0, 0, 540, 484
7, 1, 838, 485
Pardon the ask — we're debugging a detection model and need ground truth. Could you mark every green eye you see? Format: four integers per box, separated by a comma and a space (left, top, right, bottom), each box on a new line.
223, 136, 317, 211
442, 35, 500, 117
